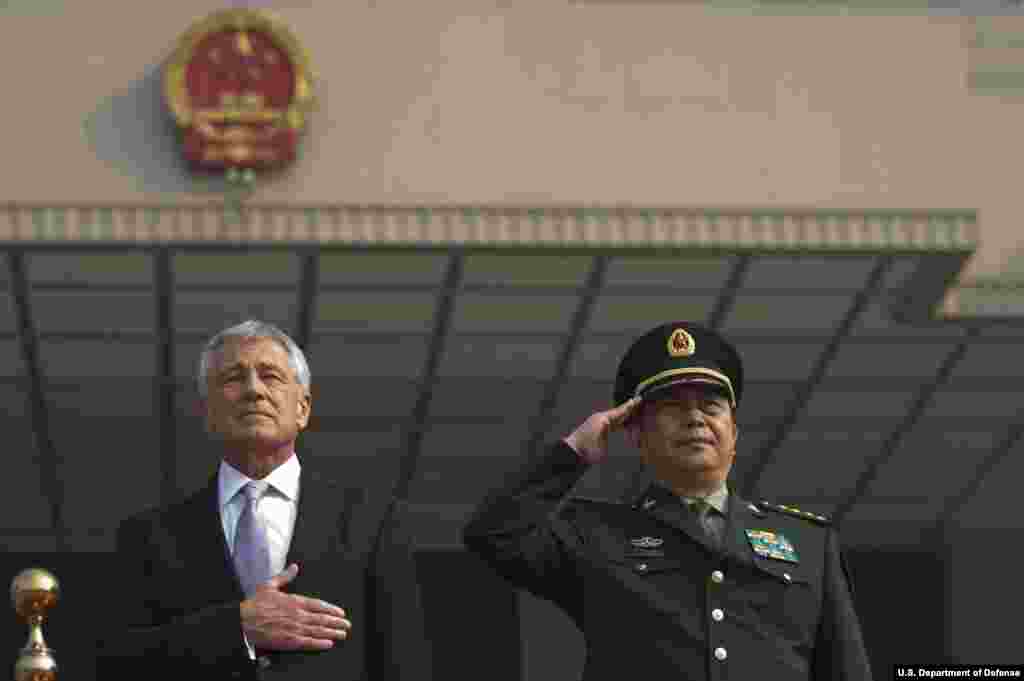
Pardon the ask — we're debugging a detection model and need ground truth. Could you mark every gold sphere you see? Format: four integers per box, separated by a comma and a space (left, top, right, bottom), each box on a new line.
11, 569, 59, 619
14, 649, 57, 681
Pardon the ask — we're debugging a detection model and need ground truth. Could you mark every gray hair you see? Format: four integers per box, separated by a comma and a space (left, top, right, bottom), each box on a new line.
196, 320, 311, 398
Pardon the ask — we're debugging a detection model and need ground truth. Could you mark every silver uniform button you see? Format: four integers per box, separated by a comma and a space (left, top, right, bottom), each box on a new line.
714, 647, 727, 661
636, 563, 648, 573
783, 573, 792, 583
711, 570, 724, 584
711, 608, 724, 622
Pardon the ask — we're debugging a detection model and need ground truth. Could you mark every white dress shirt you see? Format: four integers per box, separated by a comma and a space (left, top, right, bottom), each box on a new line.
218, 453, 301, 659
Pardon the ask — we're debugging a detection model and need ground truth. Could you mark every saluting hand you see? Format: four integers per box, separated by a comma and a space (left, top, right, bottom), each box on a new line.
563, 396, 642, 465
240, 563, 352, 652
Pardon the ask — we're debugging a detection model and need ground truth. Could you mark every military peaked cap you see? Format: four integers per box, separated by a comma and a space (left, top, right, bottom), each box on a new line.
613, 321, 744, 408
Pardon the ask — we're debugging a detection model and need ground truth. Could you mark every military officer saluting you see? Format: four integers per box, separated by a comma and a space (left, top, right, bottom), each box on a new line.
463, 321, 873, 680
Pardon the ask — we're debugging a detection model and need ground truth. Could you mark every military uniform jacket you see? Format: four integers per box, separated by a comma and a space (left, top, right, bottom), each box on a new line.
462, 442, 873, 681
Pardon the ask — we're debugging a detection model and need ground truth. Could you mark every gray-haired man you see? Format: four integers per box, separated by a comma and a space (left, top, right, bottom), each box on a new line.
97, 320, 430, 680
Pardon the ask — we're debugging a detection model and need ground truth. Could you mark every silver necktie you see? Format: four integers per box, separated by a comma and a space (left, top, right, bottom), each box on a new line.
233, 480, 272, 596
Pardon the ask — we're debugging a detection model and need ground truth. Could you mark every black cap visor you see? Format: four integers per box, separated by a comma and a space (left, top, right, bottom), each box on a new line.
636, 369, 736, 408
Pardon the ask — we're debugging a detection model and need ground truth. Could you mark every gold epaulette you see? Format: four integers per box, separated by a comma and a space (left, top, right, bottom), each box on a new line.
757, 501, 831, 526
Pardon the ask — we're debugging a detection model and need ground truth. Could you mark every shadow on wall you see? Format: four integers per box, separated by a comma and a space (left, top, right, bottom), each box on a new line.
81, 62, 231, 196
80, 60, 310, 198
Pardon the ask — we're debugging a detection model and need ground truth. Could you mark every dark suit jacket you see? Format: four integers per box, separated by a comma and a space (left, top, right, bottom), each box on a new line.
97, 465, 430, 681
463, 442, 873, 681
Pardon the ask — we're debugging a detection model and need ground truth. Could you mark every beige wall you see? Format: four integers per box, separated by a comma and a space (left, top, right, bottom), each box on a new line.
1, 2, 1021, 280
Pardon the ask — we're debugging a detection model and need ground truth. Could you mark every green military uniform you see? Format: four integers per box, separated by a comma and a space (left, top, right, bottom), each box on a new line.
463, 321, 873, 680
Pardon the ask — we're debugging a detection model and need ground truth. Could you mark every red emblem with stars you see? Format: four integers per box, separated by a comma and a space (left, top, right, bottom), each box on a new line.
164, 9, 314, 174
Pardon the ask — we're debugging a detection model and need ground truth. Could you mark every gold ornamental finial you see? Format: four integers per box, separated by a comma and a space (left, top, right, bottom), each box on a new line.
11, 568, 59, 681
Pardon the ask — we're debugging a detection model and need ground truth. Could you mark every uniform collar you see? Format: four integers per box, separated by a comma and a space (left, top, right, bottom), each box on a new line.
681, 482, 729, 515
218, 452, 301, 509
634, 480, 729, 515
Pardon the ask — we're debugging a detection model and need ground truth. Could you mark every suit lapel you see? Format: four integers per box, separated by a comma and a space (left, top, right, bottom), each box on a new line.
284, 468, 356, 595
172, 473, 245, 601
635, 484, 718, 554
634, 484, 762, 565
721, 493, 759, 568
158, 465, 358, 616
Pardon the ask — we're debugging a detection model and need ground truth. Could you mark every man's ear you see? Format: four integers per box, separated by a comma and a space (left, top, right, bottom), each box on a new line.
296, 390, 312, 430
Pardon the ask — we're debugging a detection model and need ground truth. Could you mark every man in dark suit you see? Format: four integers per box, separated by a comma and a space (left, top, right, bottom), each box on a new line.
97, 320, 430, 680
463, 321, 873, 680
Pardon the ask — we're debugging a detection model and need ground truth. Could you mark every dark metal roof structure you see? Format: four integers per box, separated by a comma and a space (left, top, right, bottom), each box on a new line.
2, 203, 1012, 552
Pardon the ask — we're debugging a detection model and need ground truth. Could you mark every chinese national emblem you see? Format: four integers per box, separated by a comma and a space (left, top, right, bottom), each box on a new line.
667, 328, 696, 358
164, 9, 314, 179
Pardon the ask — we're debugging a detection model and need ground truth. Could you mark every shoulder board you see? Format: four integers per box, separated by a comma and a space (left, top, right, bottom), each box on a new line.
757, 501, 831, 526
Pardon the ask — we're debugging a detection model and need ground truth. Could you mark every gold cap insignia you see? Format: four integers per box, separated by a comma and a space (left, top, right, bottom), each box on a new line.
667, 328, 695, 358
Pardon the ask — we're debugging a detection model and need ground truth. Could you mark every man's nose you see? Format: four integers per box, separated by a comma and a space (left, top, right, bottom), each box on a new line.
241, 372, 266, 396
682, 404, 705, 425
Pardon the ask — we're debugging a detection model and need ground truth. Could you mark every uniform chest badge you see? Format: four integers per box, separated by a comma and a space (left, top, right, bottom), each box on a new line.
745, 529, 799, 563
630, 536, 664, 549
626, 535, 665, 558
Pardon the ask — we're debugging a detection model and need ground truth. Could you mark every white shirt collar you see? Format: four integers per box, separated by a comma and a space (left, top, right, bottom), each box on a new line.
218, 452, 301, 509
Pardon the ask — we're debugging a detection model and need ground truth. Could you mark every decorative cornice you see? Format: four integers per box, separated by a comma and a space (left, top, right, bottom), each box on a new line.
0, 204, 978, 253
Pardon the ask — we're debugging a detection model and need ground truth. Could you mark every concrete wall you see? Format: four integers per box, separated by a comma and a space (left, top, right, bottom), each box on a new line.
2, 1, 1023, 279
